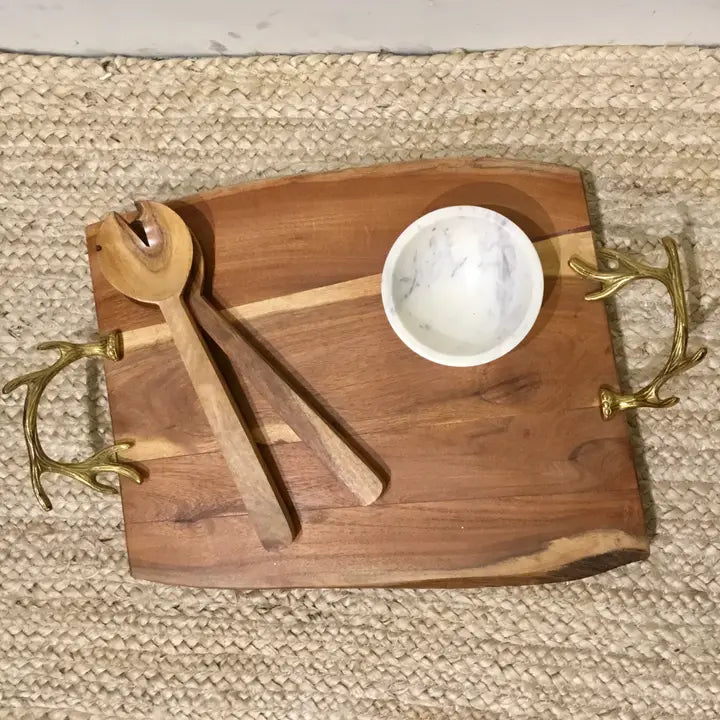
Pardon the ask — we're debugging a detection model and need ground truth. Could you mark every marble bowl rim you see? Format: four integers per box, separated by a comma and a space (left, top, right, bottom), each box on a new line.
380, 205, 544, 367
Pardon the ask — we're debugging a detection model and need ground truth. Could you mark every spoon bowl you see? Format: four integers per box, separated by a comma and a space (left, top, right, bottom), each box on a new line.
96, 201, 194, 304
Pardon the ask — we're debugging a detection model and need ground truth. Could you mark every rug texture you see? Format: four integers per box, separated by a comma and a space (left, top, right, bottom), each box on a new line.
1, 47, 719, 719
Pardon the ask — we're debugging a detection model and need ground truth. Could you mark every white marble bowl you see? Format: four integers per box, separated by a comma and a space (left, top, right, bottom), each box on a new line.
381, 206, 544, 366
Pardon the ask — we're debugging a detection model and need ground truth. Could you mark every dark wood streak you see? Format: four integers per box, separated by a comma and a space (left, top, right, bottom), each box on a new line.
467, 417, 512, 440
544, 547, 650, 583
569, 437, 627, 463
393, 548, 650, 589
479, 373, 543, 404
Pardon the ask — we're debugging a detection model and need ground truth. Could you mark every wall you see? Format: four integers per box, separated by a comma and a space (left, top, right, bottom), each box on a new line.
0, 0, 718, 56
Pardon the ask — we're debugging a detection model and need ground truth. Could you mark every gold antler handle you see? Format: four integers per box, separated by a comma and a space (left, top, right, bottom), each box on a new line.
569, 237, 707, 420
2, 332, 141, 510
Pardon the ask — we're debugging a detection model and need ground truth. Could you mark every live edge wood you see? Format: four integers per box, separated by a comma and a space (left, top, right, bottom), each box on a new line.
86, 158, 649, 589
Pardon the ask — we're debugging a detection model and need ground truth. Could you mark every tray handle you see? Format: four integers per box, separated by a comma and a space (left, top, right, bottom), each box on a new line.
2, 331, 141, 510
569, 237, 707, 420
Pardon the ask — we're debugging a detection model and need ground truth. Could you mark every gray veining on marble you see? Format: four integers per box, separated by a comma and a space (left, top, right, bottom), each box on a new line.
381, 206, 543, 366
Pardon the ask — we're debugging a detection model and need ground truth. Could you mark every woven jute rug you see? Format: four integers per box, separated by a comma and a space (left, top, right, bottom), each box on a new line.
1, 47, 719, 719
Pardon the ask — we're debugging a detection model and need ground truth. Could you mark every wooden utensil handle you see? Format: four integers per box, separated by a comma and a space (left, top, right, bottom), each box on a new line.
189, 294, 384, 505
159, 296, 295, 550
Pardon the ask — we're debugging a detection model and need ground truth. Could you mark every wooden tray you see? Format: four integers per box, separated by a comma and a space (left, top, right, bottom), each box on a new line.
86, 158, 649, 588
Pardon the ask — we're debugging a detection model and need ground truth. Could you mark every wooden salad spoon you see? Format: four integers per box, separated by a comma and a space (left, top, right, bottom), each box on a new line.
95, 201, 295, 550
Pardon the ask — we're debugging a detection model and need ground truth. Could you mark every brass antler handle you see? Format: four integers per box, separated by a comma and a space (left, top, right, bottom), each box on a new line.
569, 237, 707, 420
2, 331, 141, 510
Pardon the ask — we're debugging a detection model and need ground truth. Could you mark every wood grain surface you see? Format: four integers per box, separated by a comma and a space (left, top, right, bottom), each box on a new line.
86, 158, 649, 588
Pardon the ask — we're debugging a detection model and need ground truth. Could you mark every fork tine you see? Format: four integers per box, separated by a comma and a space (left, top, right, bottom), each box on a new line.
133, 200, 169, 250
